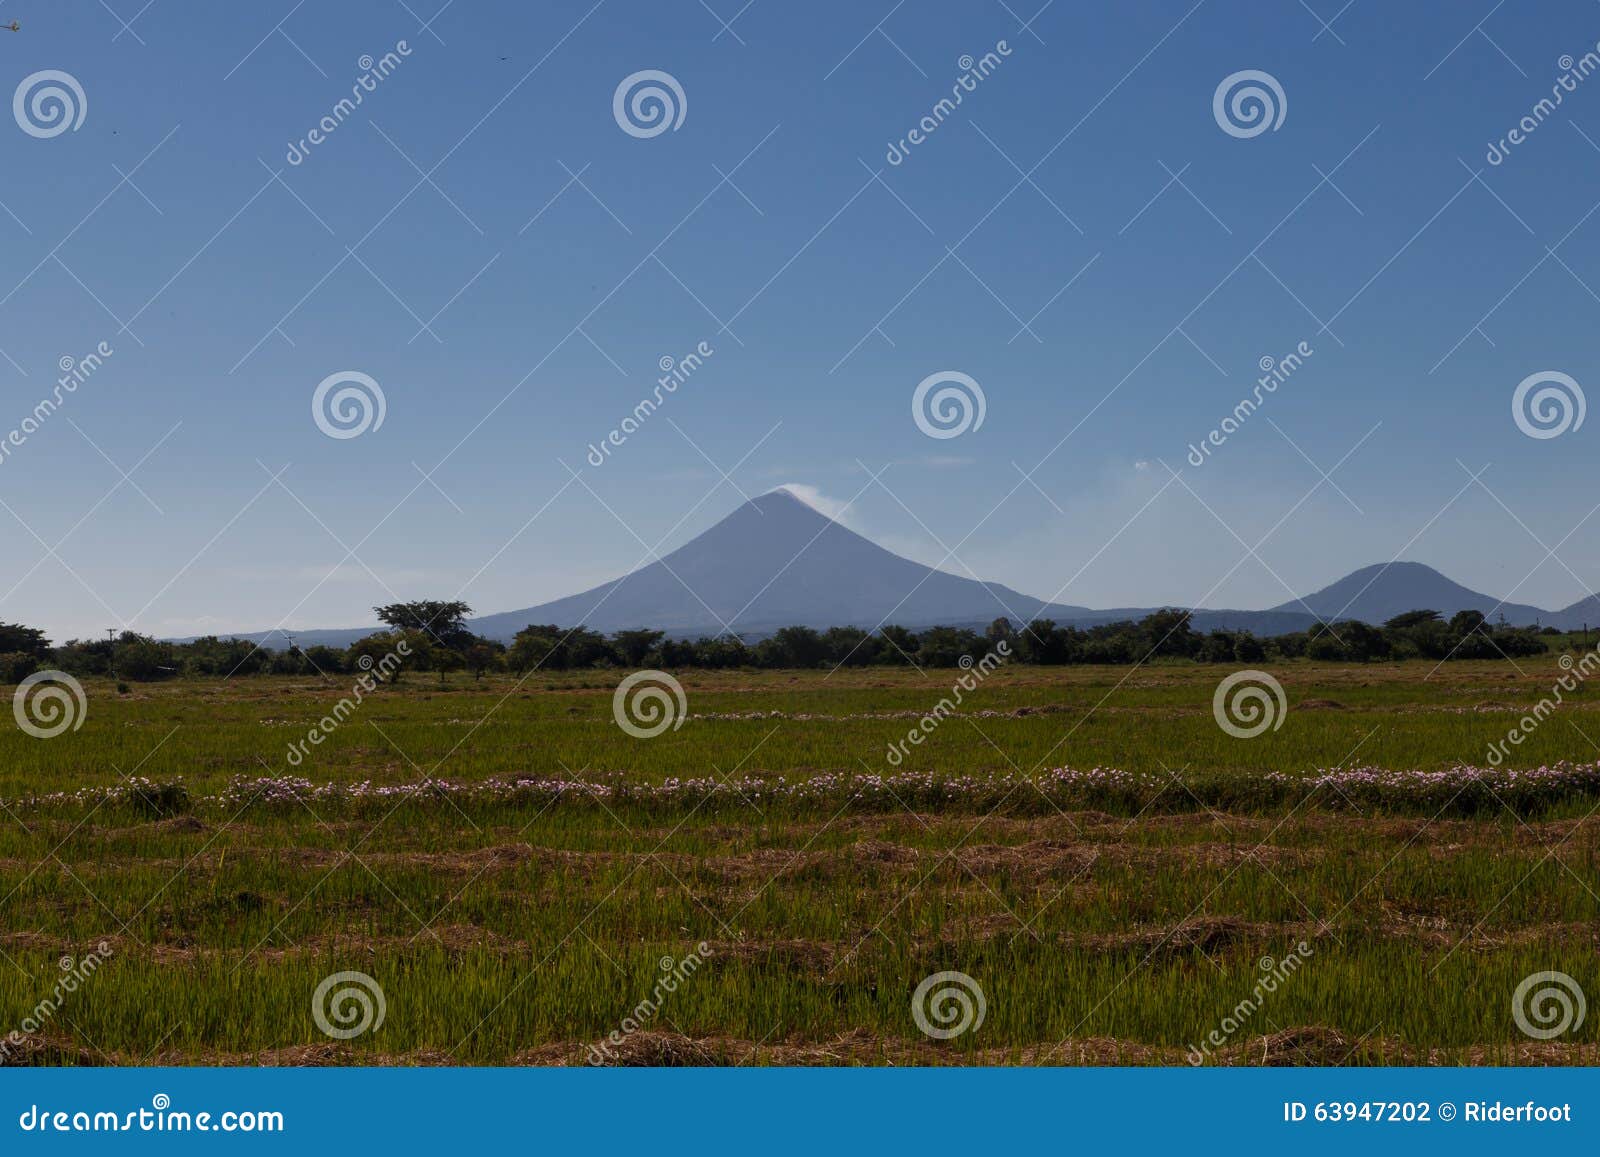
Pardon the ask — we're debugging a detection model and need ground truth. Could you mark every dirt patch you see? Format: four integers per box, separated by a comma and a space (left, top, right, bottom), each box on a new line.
702, 937, 840, 973
141, 815, 207, 835
252, 923, 517, 962
0, 930, 74, 953
1222, 1025, 1357, 1066
376, 844, 546, 872
580, 1031, 729, 1066
1076, 916, 1289, 959
17, 1023, 1600, 1068
531, 1025, 1600, 1067
0, 1032, 108, 1067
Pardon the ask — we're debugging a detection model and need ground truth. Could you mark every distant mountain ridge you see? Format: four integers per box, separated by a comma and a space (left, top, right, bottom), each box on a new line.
1268, 561, 1551, 628
187, 488, 1592, 647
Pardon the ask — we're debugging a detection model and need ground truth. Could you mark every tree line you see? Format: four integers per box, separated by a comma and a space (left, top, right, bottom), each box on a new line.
0, 602, 1560, 684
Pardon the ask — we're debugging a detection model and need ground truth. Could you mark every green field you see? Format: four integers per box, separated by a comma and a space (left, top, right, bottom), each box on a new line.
2, 659, 1598, 1065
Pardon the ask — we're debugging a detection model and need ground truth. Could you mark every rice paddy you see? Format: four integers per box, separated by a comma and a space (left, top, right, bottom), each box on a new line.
2, 659, 1598, 1066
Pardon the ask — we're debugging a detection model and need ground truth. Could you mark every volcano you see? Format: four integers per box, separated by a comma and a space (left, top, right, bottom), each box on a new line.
469, 487, 1093, 639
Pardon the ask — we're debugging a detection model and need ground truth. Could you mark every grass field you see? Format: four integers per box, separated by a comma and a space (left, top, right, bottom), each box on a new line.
3, 659, 1599, 1066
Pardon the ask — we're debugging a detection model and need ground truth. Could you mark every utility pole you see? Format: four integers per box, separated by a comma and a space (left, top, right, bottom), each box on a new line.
105, 628, 117, 680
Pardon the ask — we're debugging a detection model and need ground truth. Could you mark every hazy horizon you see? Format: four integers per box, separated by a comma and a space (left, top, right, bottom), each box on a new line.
158, 485, 1586, 640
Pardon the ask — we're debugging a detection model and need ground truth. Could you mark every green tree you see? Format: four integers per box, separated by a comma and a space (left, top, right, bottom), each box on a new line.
822, 626, 875, 666
985, 617, 1016, 644
1139, 609, 1199, 659
1343, 621, 1390, 662
347, 631, 415, 681
1017, 619, 1076, 665
757, 626, 827, 668
915, 626, 986, 667
1305, 622, 1347, 662
1233, 633, 1266, 663
611, 629, 665, 667
373, 601, 476, 651
0, 621, 50, 683
0, 652, 39, 683
465, 641, 503, 680
875, 625, 921, 665
506, 625, 612, 671
111, 632, 176, 682
0, 622, 49, 659
686, 635, 750, 668
303, 645, 348, 675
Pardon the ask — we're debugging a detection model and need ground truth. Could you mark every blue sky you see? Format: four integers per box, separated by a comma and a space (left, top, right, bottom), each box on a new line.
3, 0, 1600, 641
